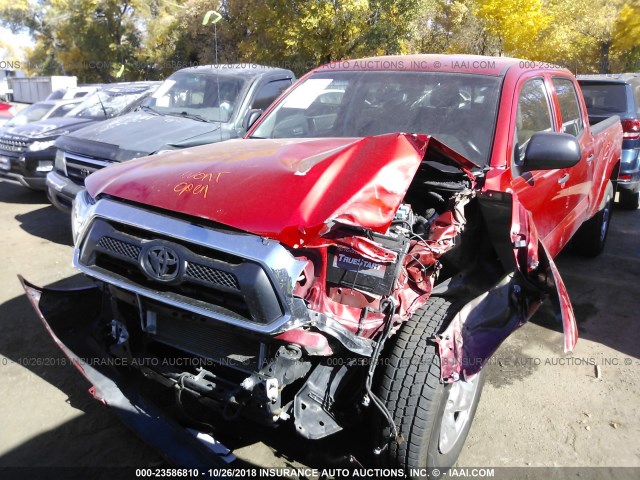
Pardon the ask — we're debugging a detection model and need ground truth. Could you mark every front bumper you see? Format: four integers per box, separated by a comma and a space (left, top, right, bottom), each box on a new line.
619, 148, 640, 193
0, 148, 54, 190
19, 276, 236, 468
617, 176, 640, 193
47, 170, 83, 212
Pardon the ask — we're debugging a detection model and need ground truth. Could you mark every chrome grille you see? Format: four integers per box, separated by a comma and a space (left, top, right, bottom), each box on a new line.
97, 236, 141, 260
185, 263, 240, 290
63, 151, 112, 185
96, 234, 241, 292
0, 136, 28, 153
77, 207, 291, 329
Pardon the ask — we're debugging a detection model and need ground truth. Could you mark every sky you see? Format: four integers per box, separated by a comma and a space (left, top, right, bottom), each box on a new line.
0, 27, 34, 64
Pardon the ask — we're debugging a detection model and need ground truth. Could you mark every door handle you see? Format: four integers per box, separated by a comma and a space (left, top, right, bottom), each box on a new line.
586, 153, 594, 162
558, 173, 570, 185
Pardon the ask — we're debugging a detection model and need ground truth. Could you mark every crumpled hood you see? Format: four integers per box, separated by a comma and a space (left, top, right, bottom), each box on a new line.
86, 133, 432, 246
66, 111, 224, 155
12, 116, 95, 139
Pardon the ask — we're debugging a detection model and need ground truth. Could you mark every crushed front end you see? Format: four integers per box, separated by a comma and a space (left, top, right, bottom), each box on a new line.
56, 187, 473, 441
21, 133, 575, 465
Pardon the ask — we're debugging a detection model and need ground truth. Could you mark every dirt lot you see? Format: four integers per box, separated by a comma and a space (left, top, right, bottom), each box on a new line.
0, 179, 638, 479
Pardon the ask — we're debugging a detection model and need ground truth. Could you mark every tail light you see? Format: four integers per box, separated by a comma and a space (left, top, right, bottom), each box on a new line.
621, 119, 640, 140
619, 173, 632, 182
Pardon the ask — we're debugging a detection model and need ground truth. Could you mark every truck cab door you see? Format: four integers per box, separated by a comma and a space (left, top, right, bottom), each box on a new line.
549, 76, 592, 242
511, 76, 567, 249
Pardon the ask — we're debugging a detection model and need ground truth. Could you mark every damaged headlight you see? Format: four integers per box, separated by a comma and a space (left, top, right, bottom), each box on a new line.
71, 189, 97, 245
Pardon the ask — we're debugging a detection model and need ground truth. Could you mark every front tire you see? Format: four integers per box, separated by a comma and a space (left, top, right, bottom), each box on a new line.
573, 180, 613, 257
374, 297, 486, 478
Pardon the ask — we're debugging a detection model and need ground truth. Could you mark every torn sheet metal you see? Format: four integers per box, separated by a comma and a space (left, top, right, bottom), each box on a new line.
435, 190, 578, 381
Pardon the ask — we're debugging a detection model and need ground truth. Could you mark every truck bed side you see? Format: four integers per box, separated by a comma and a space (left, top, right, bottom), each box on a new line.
588, 115, 622, 217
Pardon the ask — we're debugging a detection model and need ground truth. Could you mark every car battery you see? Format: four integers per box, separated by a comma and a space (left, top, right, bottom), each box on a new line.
326, 233, 409, 296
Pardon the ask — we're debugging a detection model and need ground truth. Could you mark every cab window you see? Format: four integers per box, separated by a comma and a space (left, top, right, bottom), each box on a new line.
514, 78, 554, 164
251, 80, 292, 111
552, 77, 584, 137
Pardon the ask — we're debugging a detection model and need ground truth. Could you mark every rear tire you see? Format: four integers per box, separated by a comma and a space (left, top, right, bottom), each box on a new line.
573, 180, 613, 257
374, 297, 486, 479
618, 190, 639, 210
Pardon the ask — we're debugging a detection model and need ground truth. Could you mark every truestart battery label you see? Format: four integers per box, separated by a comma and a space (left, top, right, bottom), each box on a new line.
332, 248, 387, 278
326, 234, 408, 296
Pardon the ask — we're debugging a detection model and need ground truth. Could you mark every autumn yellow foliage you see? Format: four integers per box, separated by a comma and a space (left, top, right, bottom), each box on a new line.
0, 0, 638, 81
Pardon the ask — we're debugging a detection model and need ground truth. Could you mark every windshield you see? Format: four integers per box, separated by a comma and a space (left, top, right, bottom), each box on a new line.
579, 83, 628, 115
46, 89, 65, 100
251, 70, 501, 165
48, 102, 77, 118
5, 103, 52, 127
66, 86, 152, 119
142, 72, 246, 123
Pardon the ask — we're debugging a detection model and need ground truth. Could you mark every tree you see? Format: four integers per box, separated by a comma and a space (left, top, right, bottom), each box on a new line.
53, 0, 144, 81
612, 2, 640, 72
408, 0, 501, 56
2, 0, 639, 80
474, 0, 552, 59
218, 0, 422, 74
1, 0, 149, 81
474, 0, 639, 73
555, 0, 627, 73
0, 0, 64, 75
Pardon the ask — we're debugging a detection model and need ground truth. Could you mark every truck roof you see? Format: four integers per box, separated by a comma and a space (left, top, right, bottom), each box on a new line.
577, 73, 640, 85
316, 54, 570, 77
175, 64, 295, 79
98, 81, 162, 92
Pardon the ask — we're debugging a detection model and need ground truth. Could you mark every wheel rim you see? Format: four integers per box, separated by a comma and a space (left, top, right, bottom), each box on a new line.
600, 195, 611, 242
438, 374, 482, 455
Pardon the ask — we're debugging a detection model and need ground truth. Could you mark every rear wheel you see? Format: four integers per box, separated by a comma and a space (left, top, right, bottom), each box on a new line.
573, 180, 613, 257
374, 297, 486, 478
618, 189, 639, 210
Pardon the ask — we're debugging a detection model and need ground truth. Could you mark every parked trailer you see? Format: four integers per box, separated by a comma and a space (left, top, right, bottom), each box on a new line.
10, 76, 77, 104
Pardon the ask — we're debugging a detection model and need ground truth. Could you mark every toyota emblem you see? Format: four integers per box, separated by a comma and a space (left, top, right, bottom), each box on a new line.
141, 245, 181, 281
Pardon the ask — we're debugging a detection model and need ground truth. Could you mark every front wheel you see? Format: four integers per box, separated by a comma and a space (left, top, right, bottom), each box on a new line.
573, 180, 613, 257
374, 297, 486, 478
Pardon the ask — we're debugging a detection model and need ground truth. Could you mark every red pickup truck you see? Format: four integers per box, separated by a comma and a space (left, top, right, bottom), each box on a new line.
22, 55, 621, 475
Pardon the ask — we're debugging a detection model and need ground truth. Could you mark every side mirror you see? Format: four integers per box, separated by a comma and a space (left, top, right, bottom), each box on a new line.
243, 109, 263, 131
523, 132, 581, 170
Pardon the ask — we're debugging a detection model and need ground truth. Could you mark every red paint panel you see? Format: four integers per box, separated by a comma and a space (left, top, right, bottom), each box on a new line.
86, 134, 429, 248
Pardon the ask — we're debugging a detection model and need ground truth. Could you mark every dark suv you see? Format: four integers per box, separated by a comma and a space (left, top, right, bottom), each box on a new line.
48, 65, 295, 212
0, 82, 159, 190
578, 74, 640, 209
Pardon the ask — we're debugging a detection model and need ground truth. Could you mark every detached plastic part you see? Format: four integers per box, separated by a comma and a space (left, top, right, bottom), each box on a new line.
19, 275, 235, 468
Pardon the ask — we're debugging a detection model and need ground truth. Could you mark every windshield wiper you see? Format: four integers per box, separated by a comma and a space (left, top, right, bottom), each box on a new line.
140, 104, 163, 115
166, 111, 210, 123
96, 92, 108, 118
